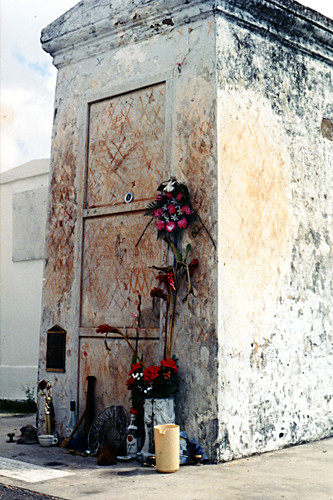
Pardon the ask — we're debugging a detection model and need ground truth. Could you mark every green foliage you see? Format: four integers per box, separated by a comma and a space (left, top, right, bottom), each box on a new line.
0, 385, 37, 414
24, 385, 36, 405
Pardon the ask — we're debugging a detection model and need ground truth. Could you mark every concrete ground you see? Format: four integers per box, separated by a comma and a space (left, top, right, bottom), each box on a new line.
0, 413, 332, 500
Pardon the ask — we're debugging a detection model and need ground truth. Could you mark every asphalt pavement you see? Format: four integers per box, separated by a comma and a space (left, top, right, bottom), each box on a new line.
0, 413, 332, 500
0, 483, 62, 499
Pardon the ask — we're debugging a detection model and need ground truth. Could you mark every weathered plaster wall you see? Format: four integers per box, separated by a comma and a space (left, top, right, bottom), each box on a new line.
217, 7, 333, 460
39, 0, 219, 456
170, 21, 218, 459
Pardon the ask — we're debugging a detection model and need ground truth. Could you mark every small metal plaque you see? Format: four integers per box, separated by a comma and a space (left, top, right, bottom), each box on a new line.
46, 326, 66, 372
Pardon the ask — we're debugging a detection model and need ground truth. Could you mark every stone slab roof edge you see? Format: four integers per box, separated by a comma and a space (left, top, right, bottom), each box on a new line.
41, 0, 333, 66
40, 0, 215, 59
217, 0, 333, 63
0, 159, 50, 185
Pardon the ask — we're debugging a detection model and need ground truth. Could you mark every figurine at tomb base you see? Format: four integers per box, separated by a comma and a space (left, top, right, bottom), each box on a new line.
38, 379, 55, 435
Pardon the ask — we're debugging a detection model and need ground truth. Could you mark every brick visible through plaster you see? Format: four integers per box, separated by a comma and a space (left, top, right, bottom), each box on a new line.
321, 118, 333, 141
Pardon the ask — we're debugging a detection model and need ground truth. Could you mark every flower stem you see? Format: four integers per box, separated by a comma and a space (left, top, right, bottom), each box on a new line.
164, 299, 169, 360
195, 211, 216, 249
167, 288, 178, 358
135, 217, 153, 247
104, 327, 145, 367
135, 294, 141, 355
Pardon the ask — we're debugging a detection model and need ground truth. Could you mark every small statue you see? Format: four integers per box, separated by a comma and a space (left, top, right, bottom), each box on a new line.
38, 379, 55, 434
16, 425, 38, 444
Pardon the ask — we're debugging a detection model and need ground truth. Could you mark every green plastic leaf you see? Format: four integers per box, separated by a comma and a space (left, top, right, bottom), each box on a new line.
184, 243, 191, 261
131, 353, 138, 366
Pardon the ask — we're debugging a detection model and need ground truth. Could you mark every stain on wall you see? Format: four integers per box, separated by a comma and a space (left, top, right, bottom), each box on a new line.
43, 111, 78, 312
219, 92, 291, 350
172, 32, 219, 458
81, 213, 161, 328
321, 118, 333, 141
12, 188, 48, 262
87, 84, 165, 207
79, 338, 160, 416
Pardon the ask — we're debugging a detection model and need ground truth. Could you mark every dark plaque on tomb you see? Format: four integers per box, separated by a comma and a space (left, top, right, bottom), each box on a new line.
46, 325, 66, 372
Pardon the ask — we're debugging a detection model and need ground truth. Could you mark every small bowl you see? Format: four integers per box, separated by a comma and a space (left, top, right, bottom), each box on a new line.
38, 434, 58, 447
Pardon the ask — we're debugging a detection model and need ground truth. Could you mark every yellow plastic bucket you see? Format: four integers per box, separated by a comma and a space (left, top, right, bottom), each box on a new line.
154, 424, 180, 473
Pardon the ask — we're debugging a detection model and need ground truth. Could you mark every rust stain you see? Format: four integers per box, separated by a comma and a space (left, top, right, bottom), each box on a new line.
79, 338, 160, 416
220, 106, 289, 273
207, 19, 214, 34
172, 78, 217, 354
80, 212, 162, 328
219, 96, 291, 346
175, 88, 215, 215
44, 125, 77, 308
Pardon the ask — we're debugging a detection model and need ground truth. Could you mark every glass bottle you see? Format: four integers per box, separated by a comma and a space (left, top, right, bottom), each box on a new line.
126, 414, 138, 457
65, 400, 76, 438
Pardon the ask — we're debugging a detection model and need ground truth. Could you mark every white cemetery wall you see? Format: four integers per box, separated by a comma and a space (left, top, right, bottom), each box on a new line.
0, 160, 50, 401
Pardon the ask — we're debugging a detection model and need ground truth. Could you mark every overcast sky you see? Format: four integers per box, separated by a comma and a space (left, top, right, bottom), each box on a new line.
0, 0, 332, 173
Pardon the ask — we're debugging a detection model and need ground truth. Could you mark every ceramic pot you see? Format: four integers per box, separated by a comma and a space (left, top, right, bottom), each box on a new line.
154, 424, 180, 473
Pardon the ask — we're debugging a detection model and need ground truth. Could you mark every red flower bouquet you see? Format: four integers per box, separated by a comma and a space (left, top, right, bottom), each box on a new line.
126, 358, 179, 399
135, 177, 215, 359
97, 178, 214, 412
144, 178, 196, 239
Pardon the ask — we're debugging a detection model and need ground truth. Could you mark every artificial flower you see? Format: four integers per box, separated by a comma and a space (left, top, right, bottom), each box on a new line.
129, 362, 142, 376
126, 377, 135, 389
96, 323, 112, 334
164, 180, 176, 192
143, 365, 161, 383
150, 287, 168, 300
156, 274, 168, 286
166, 221, 176, 232
178, 217, 187, 229
181, 205, 191, 215
168, 204, 176, 215
157, 220, 165, 231
127, 358, 179, 399
161, 358, 178, 372
154, 208, 163, 218
141, 178, 198, 240
167, 272, 176, 291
